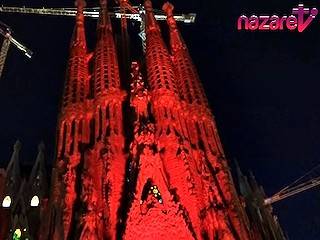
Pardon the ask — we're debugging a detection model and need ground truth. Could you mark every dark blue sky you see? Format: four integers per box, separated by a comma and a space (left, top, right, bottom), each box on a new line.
0, 0, 319, 239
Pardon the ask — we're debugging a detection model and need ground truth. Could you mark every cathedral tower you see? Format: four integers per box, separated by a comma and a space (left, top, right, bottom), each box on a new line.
50, 0, 90, 238
0, 141, 48, 240
43, 0, 271, 239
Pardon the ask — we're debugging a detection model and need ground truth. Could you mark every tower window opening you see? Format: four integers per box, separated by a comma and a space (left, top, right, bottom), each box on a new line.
30, 195, 40, 207
2, 195, 11, 208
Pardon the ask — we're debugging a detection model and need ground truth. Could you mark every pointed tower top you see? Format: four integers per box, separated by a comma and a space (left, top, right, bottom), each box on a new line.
144, 0, 153, 10
162, 2, 174, 22
235, 159, 244, 177
144, 0, 160, 32
61, 0, 88, 110
235, 160, 253, 197
70, 0, 87, 48
97, 0, 112, 32
10, 140, 22, 171
100, 0, 107, 6
248, 170, 260, 192
5, 140, 22, 194
163, 2, 186, 52
75, 0, 86, 12
249, 171, 256, 181
75, 0, 86, 25
38, 141, 45, 152
14, 140, 22, 151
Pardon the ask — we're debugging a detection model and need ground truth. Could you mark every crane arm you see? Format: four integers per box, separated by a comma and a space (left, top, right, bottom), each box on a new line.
264, 177, 320, 205
0, 22, 32, 79
0, 28, 32, 58
0, 6, 196, 23
7, 35, 32, 58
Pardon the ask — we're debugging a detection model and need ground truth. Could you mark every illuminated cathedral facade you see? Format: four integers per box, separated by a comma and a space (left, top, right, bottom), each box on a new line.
0, 0, 287, 239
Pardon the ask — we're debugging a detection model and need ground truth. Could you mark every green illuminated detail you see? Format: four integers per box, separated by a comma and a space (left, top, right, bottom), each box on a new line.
13, 229, 21, 240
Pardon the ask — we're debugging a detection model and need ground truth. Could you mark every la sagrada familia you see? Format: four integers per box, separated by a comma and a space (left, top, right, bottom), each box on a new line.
0, 0, 287, 239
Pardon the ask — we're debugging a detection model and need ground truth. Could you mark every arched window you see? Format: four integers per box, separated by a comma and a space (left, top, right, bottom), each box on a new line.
2, 195, 11, 208
30, 195, 40, 207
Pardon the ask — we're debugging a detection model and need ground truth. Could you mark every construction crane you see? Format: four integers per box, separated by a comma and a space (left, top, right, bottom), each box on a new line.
0, 5, 196, 23
0, 4, 195, 61
264, 163, 320, 205
0, 21, 33, 79
0, 3, 196, 75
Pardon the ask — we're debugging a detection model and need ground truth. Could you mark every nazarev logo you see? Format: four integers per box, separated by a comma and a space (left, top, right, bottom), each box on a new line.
237, 4, 318, 32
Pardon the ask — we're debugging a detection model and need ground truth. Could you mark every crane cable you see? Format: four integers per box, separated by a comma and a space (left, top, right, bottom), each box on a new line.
277, 163, 320, 194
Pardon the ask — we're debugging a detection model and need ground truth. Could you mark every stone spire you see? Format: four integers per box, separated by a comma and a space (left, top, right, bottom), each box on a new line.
28, 142, 48, 204
144, 0, 179, 101
163, 2, 209, 108
62, 0, 88, 111
79, 1, 127, 239
3, 140, 22, 207
94, 0, 122, 98
54, 1, 90, 239
57, 0, 90, 159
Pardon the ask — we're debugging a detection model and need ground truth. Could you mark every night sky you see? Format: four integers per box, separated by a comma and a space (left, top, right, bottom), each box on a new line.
0, 0, 320, 239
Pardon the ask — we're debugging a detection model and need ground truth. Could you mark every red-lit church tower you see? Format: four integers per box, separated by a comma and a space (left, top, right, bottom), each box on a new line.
43, 0, 256, 239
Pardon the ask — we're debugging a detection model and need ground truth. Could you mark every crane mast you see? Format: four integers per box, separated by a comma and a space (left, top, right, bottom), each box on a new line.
0, 38, 10, 78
